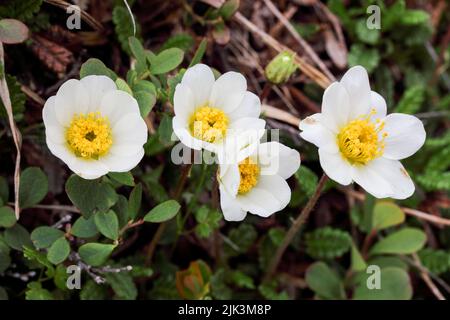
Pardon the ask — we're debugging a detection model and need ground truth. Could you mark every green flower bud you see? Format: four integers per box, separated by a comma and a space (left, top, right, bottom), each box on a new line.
265, 51, 298, 84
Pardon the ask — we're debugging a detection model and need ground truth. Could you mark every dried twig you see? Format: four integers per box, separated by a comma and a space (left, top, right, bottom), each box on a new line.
0, 42, 22, 219
262, 0, 335, 81
44, 0, 104, 31
412, 253, 446, 300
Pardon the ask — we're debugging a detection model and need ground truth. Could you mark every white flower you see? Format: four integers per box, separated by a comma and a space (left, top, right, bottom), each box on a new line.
43, 75, 148, 180
299, 66, 426, 199
172, 64, 266, 162
218, 142, 300, 221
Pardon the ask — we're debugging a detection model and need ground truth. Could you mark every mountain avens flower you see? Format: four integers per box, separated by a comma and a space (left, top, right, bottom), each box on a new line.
218, 142, 300, 221
172, 64, 266, 161
265, 51, 297, 84
43, 75, 148, 179
299, 66, 426, 199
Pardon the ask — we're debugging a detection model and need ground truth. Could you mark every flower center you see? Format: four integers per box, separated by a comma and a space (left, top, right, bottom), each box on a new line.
189, 106, 229, 143
66, 112, 112, 160
238, 157, 260, 194
337, 115, 387, 165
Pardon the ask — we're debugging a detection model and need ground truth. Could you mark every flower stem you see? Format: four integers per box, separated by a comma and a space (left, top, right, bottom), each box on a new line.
264, 174, 328, 281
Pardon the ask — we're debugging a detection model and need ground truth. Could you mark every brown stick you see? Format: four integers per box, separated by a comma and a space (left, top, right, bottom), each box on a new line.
0, 42, 22, 219
412, 253, 446, 300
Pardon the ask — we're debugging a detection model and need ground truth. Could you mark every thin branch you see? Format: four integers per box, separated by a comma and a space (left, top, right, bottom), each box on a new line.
262, 0, 335, 81
0, 42, 22, 219
412, 253, 446, 300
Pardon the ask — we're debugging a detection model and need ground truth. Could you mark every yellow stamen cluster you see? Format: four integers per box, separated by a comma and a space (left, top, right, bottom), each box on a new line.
66, 112, 112, 159
337, 111, 387, 165
189, 106, 229, 143
238, 157, 260, 194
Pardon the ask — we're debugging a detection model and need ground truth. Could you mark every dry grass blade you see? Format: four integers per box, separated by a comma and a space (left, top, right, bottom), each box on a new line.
0, 42, 22, 219
262, 104, 300, 127
262, 0, 335, 81
44, 0, 104, 31
412, 253, 446, 300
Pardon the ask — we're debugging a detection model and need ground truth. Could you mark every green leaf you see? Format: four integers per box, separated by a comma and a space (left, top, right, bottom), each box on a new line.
160, 33, 194, 52
4, 224, 32, 251
144, 200, 181, 223
0, 0, 43, 21
258, 280, 289, 300
47, 237, 70, 264
0, 206, 16, 228
23, 246, 55, 277
0, 249, 11, 273
295, 166, 318, 197
353, 267, 412, 300
219, 0, 240, 20
401, 10, 429, 25
112, 6, 140, 54
224, 223, 257, 257
108, 172, 135, 187
417, 171, 450, 191
230, 270, 255, 289
25, 282, 54, 300
115, 78, 133, 95
351, 244, 367, 272
94, 210, 119, 240
0, 74, 25, 120
149, 48, 184, 75
371, 201, 405, 231
305, 227, 352, 259
78, 243, 116, 267
370, 228, 426, 256
19, 167, 48, 208
418, 248, 450, 275
80, 58, 117, 80
348, 44, 380, 73
71, 216, 98, 238
80, 280, 107, 300
305, 262, 346, 299
355, 19, 379, 45
66, 175, 118, 218
395, 85, 425, 114
158, 114, 174, 146
128, 36, 148, 76
0, 176, 8, 204
128, 183, 142, 220
105, 272, 137, 300
31, 226, 64, 249
133, 90, 156, 117
0, 18, 29, 44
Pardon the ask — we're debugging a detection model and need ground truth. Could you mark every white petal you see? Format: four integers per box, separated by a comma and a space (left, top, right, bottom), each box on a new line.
321, 82, 351, 132
228, 91, 261, 120
46, 138, 76, 167
174, 83, 196, 122
80, 75, 117, 112
99, 90, 140, 125
318, 148, 353, 185
220, 117, 266, 164
257, 142, 300, 179
237, 186, 282, 218
43, 96, 65, 145
54, 79, 90, 125
112, 113, 148, 146
340, 66, 371, 119
210, 71, 247, 113
68, 158, 109, 180
352, 158, 415, 199
100, 149, 144, 173
219, 185, 247, 221
370, 91, 387, 121
181, 64, 215, 107
172, 116, 205, 151
382, 113, 426, 160
299, 113, 339, 153
256, 175, 291, 210
219, 164, 240, 196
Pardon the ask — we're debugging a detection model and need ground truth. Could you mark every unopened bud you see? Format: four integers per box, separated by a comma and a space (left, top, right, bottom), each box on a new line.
265, 51, 297, 84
